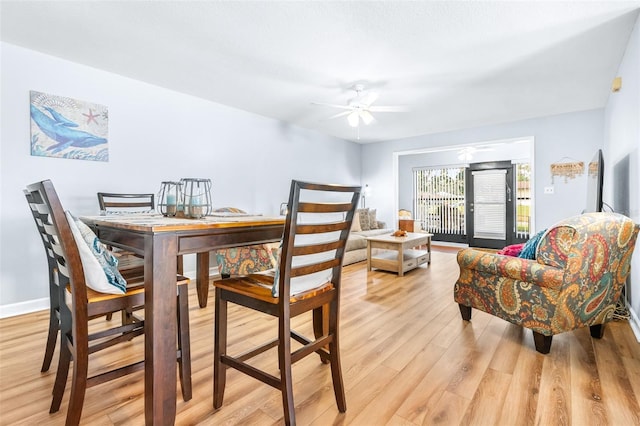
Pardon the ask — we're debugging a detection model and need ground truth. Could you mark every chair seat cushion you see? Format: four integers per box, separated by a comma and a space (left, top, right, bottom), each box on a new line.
457, 248, 564, 290
215, 244, 278, 276
215, 272, 333, 304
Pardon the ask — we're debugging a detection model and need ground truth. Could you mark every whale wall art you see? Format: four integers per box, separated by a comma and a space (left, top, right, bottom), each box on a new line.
30, 91, 109, 162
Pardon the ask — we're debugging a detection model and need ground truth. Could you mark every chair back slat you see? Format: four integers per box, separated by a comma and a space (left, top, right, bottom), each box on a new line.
57, 261, 70, 279
290, 258, 341, 278
25, 190, 57, 262
51, 242, 66, 259
292, 240, 344, 256
297, 202, 354, 213
295, 221, 351, 234
276, 181, 360, 299
102, 201, 153, 209
97, 192, 154, 213
35, 203, 50, 215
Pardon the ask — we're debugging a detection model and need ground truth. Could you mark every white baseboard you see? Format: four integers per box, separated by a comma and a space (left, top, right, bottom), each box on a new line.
628, 304, 640, 343
0, 297, 49, 319
0, 267, 219, 319
431, 241, 468, 248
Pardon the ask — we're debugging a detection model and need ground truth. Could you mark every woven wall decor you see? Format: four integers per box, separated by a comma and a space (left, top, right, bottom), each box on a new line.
550, 161, 584, 183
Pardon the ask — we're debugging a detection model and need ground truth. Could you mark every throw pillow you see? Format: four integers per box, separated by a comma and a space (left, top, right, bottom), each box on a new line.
357, 208, 371, 231
65, 211, 127, 294
351, 211, 362, 232
368, 209, 378, 230
518, 229, 547, 260
497, 243, 525, 257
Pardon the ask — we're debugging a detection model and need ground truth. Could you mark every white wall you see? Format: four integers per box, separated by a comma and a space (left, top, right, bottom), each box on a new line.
362, 109, 604, 231
604, 13, 640, 337
0, 42, 361, 313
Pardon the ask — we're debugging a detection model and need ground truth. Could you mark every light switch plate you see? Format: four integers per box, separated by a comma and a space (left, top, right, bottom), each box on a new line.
544, 186, 554, 194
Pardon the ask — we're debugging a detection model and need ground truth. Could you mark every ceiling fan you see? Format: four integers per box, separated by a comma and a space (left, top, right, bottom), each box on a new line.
312, 84, 407, 137
457, 146, 495, 162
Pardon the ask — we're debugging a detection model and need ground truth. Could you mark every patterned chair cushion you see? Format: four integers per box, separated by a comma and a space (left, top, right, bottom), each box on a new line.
216, 243, 278, 276
213, 207, 279, 276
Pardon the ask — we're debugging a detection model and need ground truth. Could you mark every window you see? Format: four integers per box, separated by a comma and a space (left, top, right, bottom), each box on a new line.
413, 166, 466, 239
515, 162, 531, 240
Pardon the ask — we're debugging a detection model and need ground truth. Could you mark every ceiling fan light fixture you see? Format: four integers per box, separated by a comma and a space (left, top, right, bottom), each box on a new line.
312, 83, 406, 133
457, 147, 477, 162
360, 110, 374, 125
347, 111, 360, 127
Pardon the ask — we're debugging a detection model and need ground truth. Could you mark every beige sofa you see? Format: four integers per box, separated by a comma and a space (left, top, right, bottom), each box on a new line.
343, 208, 391, 266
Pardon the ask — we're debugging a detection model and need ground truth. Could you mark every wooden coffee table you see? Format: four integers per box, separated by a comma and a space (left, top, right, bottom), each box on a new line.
367, 232, 433, 276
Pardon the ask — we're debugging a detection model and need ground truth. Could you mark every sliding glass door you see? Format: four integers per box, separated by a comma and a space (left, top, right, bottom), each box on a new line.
414, 161, 530, 248
413, 166, 467, 243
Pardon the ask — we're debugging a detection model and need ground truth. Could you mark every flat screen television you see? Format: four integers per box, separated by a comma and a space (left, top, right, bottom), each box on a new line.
585, 149, 604, 213
613, 154, 630, 216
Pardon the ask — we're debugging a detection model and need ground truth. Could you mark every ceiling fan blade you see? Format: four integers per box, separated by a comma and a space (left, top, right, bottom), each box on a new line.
358, 91, 379, 107
311, 101, 353, 110
368, 105, 409, 112
327, 110, 352, 120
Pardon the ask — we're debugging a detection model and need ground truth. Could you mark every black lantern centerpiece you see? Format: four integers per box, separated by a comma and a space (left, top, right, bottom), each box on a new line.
158, 181, 182, 217
181, 178, 212, 219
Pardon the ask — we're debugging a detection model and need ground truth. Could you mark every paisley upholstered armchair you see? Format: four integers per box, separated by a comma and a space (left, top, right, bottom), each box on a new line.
454, 212, 639, 354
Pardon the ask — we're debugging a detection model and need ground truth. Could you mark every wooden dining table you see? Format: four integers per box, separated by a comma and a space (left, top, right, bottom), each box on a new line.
81, 213, 284, 425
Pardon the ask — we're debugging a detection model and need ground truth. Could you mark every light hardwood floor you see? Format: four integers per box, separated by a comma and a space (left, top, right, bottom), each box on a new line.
1, 248, 639, 425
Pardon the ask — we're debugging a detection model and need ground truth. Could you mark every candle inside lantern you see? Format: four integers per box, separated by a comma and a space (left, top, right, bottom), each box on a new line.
189, 196, 203, 217
166, 194, 177, 215
159, 181, 182, 217
180, 177, 212, 218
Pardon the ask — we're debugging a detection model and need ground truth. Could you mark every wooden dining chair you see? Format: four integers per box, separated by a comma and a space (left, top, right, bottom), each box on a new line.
213, 181, 360, 425
97, 191, 184, 274
27, 180, 192, 425
26, 190, 151, 372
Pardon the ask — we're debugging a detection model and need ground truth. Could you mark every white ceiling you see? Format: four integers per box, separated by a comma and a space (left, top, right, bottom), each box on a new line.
2, 1, 639, 143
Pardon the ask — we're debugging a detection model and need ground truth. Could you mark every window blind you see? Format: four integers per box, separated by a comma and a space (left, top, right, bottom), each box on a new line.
472, 169, 506, 240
